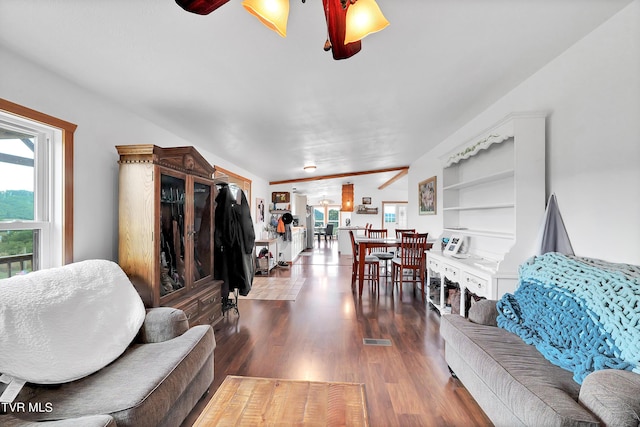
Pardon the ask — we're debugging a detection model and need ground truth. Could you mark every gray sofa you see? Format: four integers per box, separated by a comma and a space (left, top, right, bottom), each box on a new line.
2, 307, 215, 427
440, 300, 640, 427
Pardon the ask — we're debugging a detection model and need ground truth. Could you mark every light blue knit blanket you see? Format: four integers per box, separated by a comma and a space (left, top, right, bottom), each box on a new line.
497, 252, 640, 384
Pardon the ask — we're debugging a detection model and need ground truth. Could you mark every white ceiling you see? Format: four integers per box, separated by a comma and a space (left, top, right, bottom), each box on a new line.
0, 0, 632, 203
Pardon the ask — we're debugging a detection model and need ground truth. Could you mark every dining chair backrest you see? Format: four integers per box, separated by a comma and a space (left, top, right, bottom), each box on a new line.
395, 229, 416, 239
399, 232, 428, 267
325, 223, 334, 237
367, 229, 387, 239
349, 230, 358, 256
366, 229, 388, 253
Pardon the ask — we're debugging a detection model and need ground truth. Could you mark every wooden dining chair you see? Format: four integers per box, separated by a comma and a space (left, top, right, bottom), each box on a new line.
366, 229, 394, 282
393, 229, 416, 258
391, 232, 428, 301
349, 230, 379, 292
324, 224, 334, 240
395, 229, 416, 239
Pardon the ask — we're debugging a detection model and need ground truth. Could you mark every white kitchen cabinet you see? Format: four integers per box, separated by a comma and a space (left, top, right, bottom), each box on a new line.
278, 227, 306, 263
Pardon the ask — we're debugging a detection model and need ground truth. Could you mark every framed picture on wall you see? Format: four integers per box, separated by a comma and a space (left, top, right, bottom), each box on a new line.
256, 198, 265, 223
362, 197, 372, 205
272, 192, 290, 203
418, 176, 437, 215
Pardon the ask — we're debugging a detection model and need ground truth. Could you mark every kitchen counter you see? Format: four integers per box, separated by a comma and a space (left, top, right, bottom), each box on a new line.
337, 227, 367, 255
278, 226, 306, 263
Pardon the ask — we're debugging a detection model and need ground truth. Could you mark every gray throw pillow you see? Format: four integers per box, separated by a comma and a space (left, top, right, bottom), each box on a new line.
468, 299, 498, 327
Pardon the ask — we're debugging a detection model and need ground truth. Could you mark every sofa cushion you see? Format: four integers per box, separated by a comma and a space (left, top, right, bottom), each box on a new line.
441, 314, 600, 426
0, 260, 146, 387
11, 325, 215, 427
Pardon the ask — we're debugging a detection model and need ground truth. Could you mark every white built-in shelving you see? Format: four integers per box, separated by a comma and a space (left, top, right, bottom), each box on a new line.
427, 112, 546, 316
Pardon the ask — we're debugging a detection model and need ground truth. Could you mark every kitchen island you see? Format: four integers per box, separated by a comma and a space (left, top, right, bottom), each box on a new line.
337, 226, 367, 255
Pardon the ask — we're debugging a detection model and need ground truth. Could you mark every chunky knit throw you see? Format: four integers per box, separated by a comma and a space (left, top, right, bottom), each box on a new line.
497, 252, 640, 384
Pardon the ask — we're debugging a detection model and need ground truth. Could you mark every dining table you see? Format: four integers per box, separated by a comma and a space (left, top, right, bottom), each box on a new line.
352, 236, 433, 296
353, 237, 400, 296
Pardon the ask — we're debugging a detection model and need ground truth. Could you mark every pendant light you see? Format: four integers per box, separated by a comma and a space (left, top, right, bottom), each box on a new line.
344, 0, 389, 44
242, 0, 290, 38
341, 183, 354, 212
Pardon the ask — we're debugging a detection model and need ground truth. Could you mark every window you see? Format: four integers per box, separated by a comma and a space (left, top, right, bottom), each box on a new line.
313, 207, 325, 228
327, 207, 340, 229
0, 99, 76, 278
313, 205, 340, 230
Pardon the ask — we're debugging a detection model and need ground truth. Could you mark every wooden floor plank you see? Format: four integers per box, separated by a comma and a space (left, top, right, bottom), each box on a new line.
183, 242, 492, 427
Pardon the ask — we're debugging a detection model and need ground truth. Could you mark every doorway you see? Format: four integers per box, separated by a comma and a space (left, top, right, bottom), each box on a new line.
381, 201, 408, 237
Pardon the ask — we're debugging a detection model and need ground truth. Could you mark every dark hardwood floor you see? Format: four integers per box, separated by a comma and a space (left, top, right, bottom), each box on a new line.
182, 240, 492, 426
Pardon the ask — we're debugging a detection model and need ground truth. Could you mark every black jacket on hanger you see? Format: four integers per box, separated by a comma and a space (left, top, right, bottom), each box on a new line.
214, 184, 255, 297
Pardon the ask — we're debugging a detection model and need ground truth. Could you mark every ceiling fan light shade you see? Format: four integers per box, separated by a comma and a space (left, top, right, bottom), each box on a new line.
344, 0, 389, 44
242, 0, 289, 38
175, 0, 231, 15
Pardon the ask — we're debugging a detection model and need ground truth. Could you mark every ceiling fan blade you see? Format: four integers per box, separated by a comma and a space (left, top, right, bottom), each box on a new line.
175, 0, 231, 15
322, 0, 362, 60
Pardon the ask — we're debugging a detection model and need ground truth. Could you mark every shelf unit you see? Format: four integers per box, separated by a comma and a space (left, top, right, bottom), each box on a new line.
427, 251, 518, 316
427, 112, 546, 315
255, 238, 277, 275
443, 202, 515, 211
442, 169, 514, 190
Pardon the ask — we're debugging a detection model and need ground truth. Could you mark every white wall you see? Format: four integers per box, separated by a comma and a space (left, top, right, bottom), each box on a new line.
0, 47, 270, 263
409, 0, 640, 265
347, 185, 407, 229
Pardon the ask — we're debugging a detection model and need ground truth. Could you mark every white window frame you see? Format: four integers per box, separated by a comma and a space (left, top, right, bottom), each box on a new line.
313, 204, 340, 229
0, 98, 76, 269
0, 117, 60, 270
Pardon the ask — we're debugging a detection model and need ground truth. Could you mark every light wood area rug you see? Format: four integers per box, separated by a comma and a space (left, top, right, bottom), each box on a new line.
193, 375, 369, 426
239, 276, 306, 301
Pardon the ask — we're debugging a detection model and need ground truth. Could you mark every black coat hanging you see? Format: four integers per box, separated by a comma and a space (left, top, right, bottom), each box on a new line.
214, 184, 255, 298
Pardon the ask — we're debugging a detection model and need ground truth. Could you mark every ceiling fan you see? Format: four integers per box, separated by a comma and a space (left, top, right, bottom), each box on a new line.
175, 0, 389, 60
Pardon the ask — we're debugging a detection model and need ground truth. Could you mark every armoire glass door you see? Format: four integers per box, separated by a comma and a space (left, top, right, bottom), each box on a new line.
192, 181, 213, 285
159, 173, 186, 297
